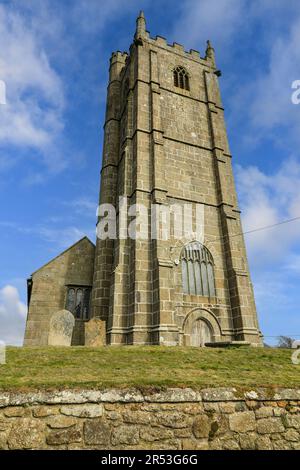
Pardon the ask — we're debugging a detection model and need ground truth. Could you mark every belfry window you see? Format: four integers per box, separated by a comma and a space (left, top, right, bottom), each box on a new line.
173, 66, 190, 91
181, 242, 216, 297
66, 286, 91, 320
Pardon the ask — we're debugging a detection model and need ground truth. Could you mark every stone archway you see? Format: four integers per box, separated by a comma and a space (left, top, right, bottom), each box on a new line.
183, 308, 222, 346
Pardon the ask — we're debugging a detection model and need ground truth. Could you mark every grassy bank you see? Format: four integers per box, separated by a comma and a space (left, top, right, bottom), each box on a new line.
0, 346, 299, 391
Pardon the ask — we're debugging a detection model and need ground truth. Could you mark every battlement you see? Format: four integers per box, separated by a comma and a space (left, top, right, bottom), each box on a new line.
146, 35, 213, 67
110, 51, 128, 65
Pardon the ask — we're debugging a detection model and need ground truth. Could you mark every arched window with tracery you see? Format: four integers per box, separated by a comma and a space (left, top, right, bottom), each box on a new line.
66, 286, 91, 320
181, 242, 216, 297
173, 66, 190, 91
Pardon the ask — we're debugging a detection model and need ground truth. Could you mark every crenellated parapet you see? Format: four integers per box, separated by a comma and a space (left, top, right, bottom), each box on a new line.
145, 35, 216, 68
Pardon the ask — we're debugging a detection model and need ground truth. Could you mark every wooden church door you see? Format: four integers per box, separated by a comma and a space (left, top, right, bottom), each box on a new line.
190, 319, 212, 347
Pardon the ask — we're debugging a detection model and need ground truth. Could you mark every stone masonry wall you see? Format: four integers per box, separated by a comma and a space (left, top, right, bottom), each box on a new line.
0, 388, 299, 450
24, 237, 95, 347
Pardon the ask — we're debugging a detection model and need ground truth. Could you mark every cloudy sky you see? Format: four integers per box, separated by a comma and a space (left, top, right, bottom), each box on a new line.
0, 0, 300, 345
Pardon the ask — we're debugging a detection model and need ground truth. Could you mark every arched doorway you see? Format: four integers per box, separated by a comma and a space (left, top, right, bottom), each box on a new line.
182, 308, 222, 346
190, 319, 212, 347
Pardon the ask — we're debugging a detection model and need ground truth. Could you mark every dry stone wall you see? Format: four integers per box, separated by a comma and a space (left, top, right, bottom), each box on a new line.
0, 388, 299, 450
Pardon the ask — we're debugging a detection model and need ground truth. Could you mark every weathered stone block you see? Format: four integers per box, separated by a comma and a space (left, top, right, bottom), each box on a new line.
46, 416, 77, 429
60, 404, 103, 418
239, 433, 256, 450
219, 402, 236, 414
282, 414, 300, 429
182, 438, 209, 450
222, 439, 240, 450
235, 402, 247, 412
8, 419, 45, 449
229, 411, 256, 433
256, 436, 273, 450
106, 411, 121, 421
0, 419, 11, 432
156, 412, 189, 428
203, 402, 220, 412
257, 418, 285, 434
245, 401, 260, 410
111, 425, 139, 446
192, 415, 210, 438
283, 429, 299, 442
84, 419, 110, 445
47, 427, 82, 445
0, 432, 8, 450
140, 427, 173, 442
255, 407, 274, 419
3, 407, 25, 417
123, 411, 151, 425
174, 428, 192, 438
273, 407, 286, 417
209, 438, 222, 450
273, 440, 292, 450
32, 406, 59, 418
145, 439, 181, 450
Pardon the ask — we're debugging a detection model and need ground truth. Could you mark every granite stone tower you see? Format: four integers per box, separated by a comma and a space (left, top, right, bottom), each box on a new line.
24, 12, 262, 347
90, 12, 262, 346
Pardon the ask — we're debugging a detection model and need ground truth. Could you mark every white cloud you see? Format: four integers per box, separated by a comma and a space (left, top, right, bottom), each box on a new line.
71, 0, 143, 34
0, 285, 27, 346
236, 157, 300, 263
0, 0, 147, 178
248, 17, 300, 134
225, 2, 300, 150
0, 4, 65, 153
172, 0, 247, 53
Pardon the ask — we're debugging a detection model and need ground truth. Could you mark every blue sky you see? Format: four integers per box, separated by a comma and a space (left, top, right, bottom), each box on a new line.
0, 0, 300, 345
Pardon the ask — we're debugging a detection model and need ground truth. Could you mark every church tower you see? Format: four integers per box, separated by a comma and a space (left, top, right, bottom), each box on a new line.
91, 12, 262, 346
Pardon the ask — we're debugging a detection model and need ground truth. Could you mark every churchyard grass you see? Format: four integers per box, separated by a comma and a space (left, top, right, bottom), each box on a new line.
0, 346, 298, 391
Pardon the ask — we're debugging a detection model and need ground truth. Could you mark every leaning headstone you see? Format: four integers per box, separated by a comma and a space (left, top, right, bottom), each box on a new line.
48, 310, 75, 346
85, 318, 106, 347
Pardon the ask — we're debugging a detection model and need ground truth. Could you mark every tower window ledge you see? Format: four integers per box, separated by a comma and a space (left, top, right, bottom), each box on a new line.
182, 294, 218, 303
173, 87, 191, 97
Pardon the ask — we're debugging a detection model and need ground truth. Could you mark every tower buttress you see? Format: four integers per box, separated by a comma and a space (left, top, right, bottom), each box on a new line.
91, 51, 127, 325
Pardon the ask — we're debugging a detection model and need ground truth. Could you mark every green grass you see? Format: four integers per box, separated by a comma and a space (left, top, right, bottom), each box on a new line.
0, 346, 299, 392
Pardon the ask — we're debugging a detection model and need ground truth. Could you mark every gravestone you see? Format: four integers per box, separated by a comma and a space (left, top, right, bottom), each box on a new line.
0, 340, 5, 364
85, 318, 106, 347
48, 310, 75, 346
